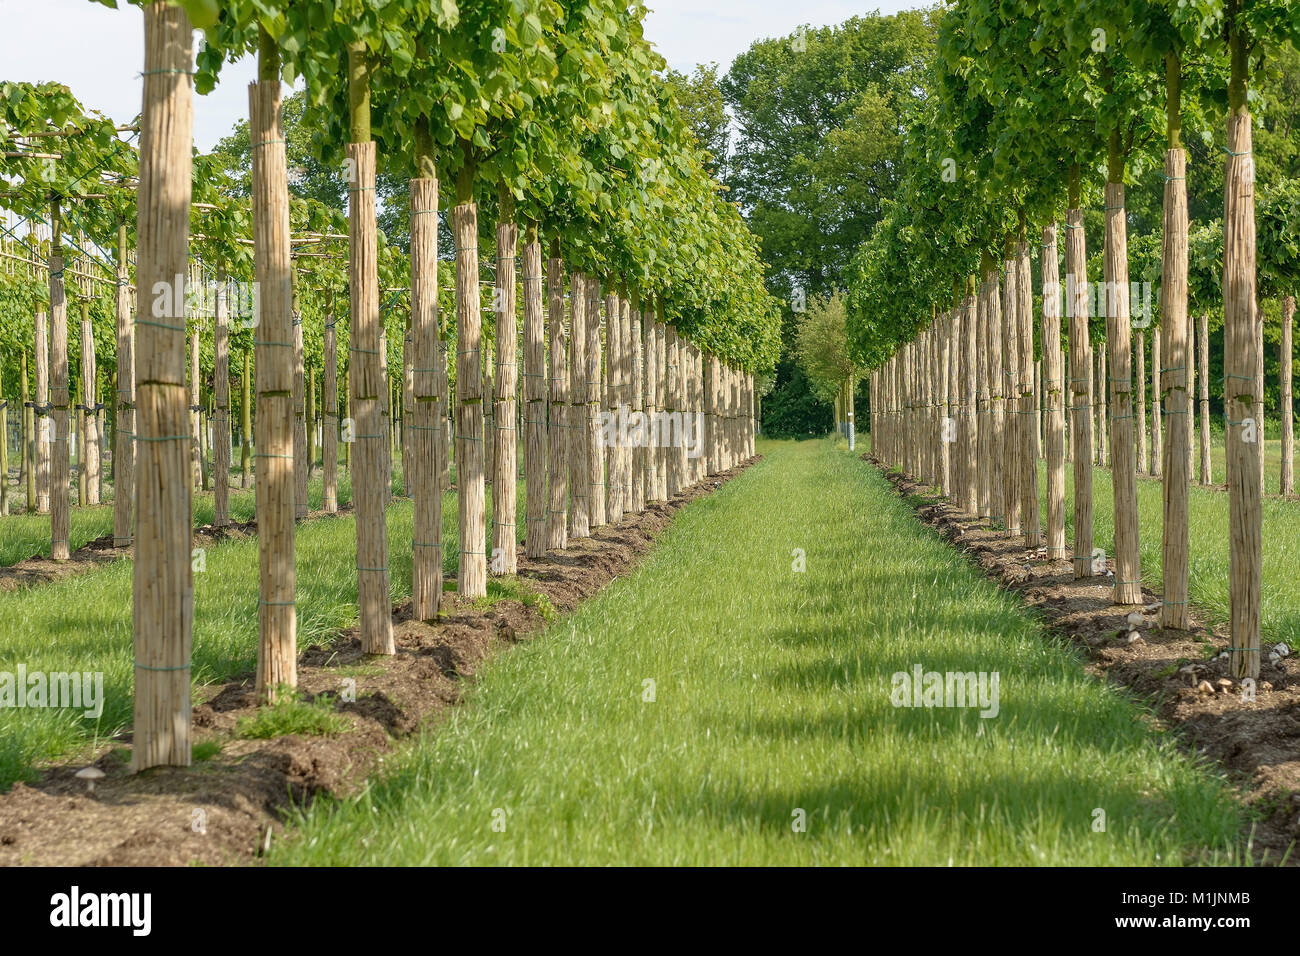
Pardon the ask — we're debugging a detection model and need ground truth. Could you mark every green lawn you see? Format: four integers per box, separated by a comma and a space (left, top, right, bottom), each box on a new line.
881, 425, 1300, 647
0, 464, 366, 568
0, 472, 522, 790
1050, 454, 1300, 648
273, 439, 1242, 866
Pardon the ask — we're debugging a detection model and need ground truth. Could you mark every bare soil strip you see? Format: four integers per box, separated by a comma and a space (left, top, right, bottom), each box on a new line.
0, 459, 756, 866
869, 455, 1300, 865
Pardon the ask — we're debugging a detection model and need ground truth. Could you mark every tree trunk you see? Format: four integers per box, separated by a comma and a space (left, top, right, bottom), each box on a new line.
1161, 145, 1191, 630
323, 312, 338, 512
81, 300, 100, 504
1017, 239, 1040, 546
114, 225, 134, 541
50, 208, 70, 559
1035, 359, 1043, 460
307, 361, 317, 479
189, 327, 201, 493
1223, 49, 1261, 677
452, 179, 486, 599
240, 348, 252, 489
0, 367, 7, 515
494, 208, 520, 564
213, 274, 230, 527
410, 174, 442, 619
1001, 243, 1020, 538
586, 280, 606, 523
645, 307, 661, 498
665, 324, 680, 497
1199, 312, 1211, 484
23, 352, 35, 513
545, 253, 568, 548
963, 284, 979, 513
1136, 329, 1148, 474
523, 226, 547, 553
1151, 328, 1162, 477
35, 310, 49, 515
1066, 207, 1094, 577
1104, 180, 1141, 605
251, 54, 300, 692
605, 286, 622, 519
1042, 224, 1065, 560
628, 295, 644, 512
349, 104, 395, 644
1282, 295, 1295, 496
132, 2, 193, 769
567, 272, 589, 538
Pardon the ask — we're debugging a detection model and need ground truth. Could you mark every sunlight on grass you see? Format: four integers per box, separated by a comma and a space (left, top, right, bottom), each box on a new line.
273, 439, 1242, 866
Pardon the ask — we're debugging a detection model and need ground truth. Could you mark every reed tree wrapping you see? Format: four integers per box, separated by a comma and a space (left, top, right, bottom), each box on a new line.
1151, 329, 1162, 477
189, 328, 201, 492
1104, 182, 1141, 605
975, 292, 990, 517
35, 310, 49, 515
81, 300, 100, 504
292, 288, 307, 519
50, 211, 70, 560
624, 299, 639, 512
1283, 296, 1295, 496
522, 226, 547, 553
453, 186, 486, 600
410, 174, 442, 619
585, 277, 606, 524
323, 311, 338, 512
251, 62, 299, 692
1066, 208, 1094, 577
132, 3, 193, 769
1001, 244, 1020, 538
644, 309, 660, 499
545, 252, 568, 549
1136, 330, 1148, 474
620, 292, 634, 503
567, 271, 589, 539
1223, 104, 1261, 679
1199, 312, 1211, 484
654, 309, 667, 500
1042, 225, 1065, 560
23, 354, 34, 513
962, 285, 979, 513
605, 287, 622, 520
213, 275, 230, 527
1016, 240, 1040, 546
665, 324, 680, 497
1161, 146, 1191, 630
493, 209, 520, 567
114, 227, 133, 543
940, 311, 953, 498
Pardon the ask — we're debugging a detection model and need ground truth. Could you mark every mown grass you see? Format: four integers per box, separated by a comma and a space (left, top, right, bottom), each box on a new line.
274, 439, 1242, 866
875, 424, 1300, 648
1051, 457, 1300, 648
0, 463, 366, 568
0, 472, 524, 790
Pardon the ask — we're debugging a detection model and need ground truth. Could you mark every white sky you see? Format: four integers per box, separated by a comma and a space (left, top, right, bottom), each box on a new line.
2, 0, 926, 151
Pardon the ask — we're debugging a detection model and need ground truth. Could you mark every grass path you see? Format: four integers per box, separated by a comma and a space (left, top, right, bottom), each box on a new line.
275, 439, 1242, 866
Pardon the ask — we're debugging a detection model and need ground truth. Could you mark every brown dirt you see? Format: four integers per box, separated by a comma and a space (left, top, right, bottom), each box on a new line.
868, 455, 1300, 865
0, 505, 353, 592
0, 459, 758, 867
